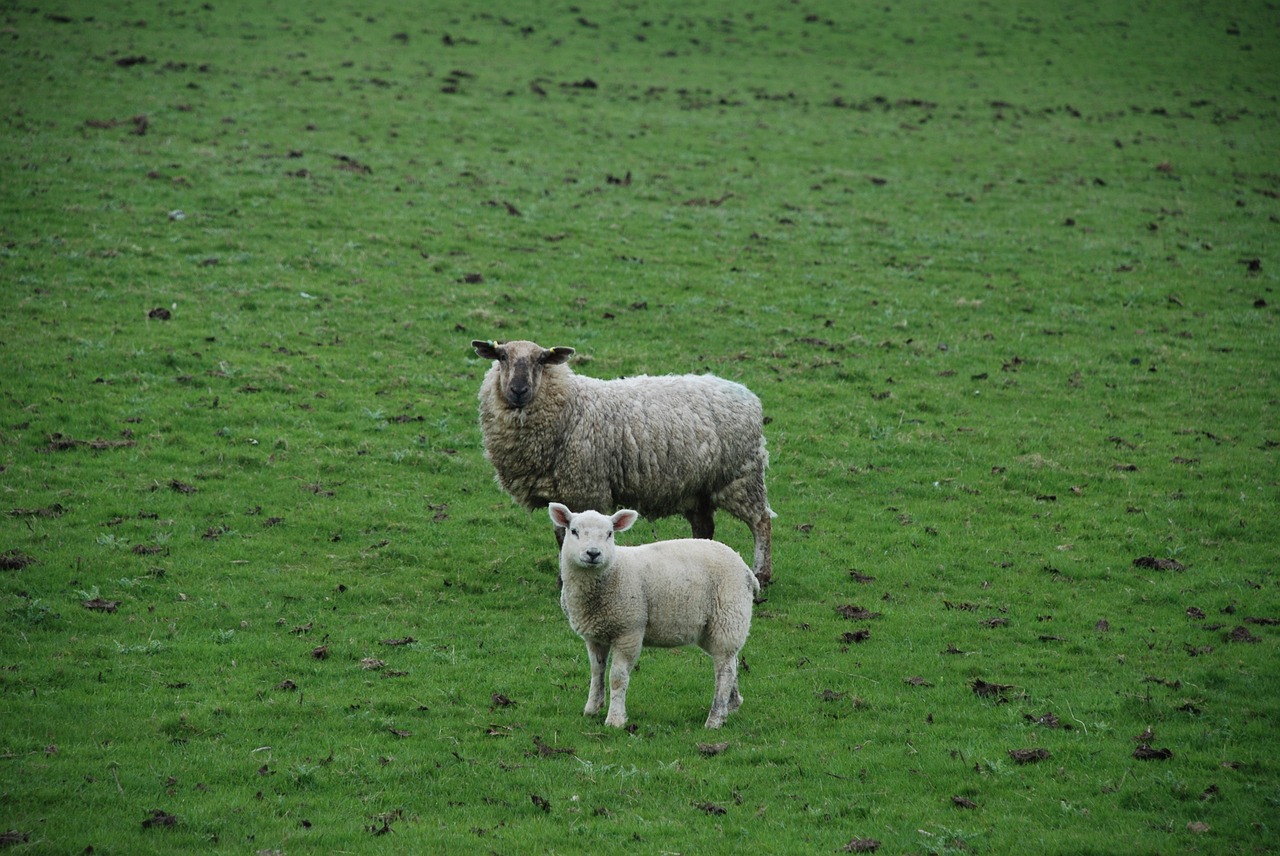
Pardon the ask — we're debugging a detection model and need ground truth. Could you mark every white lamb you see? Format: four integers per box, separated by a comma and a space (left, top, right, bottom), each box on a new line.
473, 339, 775, 584
549, 502, 759, 729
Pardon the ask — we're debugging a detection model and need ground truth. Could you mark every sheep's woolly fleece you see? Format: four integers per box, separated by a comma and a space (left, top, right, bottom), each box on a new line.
473, 339, 774, 582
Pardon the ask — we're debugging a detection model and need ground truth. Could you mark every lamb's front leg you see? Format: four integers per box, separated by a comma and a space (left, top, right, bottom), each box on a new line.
583, 639, 610, 716
604, 634, 643, 728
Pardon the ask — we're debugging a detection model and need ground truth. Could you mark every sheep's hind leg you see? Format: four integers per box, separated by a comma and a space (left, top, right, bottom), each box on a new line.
705, 652, 740, 729
716, 475, 773, 585
583, 639, 609, 716
750, 512, 772, 586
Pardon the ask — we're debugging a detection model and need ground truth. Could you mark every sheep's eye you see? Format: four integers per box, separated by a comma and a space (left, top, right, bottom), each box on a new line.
606, 532, 613, 540
569, 528, 578, 537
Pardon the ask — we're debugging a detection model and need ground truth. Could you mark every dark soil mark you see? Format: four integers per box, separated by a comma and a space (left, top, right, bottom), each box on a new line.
1225, 625, 1260, 643
532, 736, 575, 758
334, 154, 372, 174
1025, 712, 1073, 730
6, 504, 65, 519
970, 678, 1016, 703
1134, 556, 1185, 571
141, 809, 178, 829
1008, 748, 1051, 764
0, 551, 36, 570
41, 434, 135, 452
1133, 744, 1174, 761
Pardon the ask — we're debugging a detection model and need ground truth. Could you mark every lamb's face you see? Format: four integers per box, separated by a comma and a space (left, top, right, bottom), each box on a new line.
472, 340, 575, 410
561, 510, 619, 571
548, 503, 639, 572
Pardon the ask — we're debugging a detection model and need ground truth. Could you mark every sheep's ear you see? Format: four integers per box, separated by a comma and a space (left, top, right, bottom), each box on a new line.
473, 340, 501, 360
548, 502, 573, 529
611, 509, 638, 533
542, 346, 575, 365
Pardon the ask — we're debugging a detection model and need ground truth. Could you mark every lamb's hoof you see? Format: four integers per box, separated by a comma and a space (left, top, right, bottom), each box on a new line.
604, 716, 627, 728
704, 716, 726, 729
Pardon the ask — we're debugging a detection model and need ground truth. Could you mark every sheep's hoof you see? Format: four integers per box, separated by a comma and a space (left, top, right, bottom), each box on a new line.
704, 716, 726, 729
604, 715, 627, 728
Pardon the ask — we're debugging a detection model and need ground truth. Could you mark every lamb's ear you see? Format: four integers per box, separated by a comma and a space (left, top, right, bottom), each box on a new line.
473, 340, 501, 360
541, 346, 575, 365
611, 509, 639, 533
548, 502, 573, 529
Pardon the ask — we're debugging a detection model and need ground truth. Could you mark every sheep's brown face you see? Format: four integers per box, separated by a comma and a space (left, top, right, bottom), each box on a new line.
473, 340, 574, 410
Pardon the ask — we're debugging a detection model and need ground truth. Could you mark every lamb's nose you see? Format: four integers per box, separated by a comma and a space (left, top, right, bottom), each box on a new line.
585, 548, 601, 563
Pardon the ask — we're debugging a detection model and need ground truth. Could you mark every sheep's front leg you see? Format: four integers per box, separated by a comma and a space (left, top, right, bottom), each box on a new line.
705, 652, 740, 729
604, 635, 643, 728
684, 499, 715, 540
583, 639, 609, 716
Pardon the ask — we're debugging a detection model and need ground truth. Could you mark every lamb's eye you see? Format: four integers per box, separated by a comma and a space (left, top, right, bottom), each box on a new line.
607, 532, 613, 540
570, 528, 578, 537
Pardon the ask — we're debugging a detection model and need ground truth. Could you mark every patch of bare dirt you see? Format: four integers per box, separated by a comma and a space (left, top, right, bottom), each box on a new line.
970, 678, 1016, 703
532, 736, 575, 758
141, 809, 178, 829
0, 551, 36, 570
836, 604, 881, 620
1133, 555, 1185, 571
1008, 748, 1051, 764
1133, 744, 1174, 761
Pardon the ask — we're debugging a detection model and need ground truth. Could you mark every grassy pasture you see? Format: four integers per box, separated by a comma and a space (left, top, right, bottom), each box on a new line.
1, 0, 1278, 853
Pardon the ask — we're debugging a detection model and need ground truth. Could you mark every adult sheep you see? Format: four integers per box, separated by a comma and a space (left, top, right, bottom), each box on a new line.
472, 339, 775, 584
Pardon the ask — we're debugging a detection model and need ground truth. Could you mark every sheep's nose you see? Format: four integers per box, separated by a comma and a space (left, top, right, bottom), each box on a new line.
506, 383, 531, 407
584, 548, 602, 563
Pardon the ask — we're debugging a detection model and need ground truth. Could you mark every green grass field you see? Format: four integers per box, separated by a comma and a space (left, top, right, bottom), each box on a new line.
2, 1, 1277, 853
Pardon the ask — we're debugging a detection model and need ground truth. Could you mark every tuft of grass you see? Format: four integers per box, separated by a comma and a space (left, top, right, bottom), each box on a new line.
2, 0, 1277, 853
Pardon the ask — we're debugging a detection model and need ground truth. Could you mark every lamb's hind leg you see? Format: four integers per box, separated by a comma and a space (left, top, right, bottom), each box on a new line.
706, 651, 740, 729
